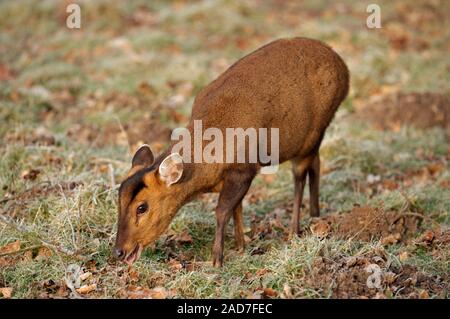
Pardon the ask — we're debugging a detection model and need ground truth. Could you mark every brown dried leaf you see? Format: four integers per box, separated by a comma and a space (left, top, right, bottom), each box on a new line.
0, 287, 13, 299
383, 272, 397, 284
381, 179, 399, 190
148, 287, 169, 299
127, 286, 171, 299
262, 287, 278, 298
128, 269, 139, 283
255, 269, 269, 276
35, 247, 52, 260
21, 169, 41, 180
419, 290, 429, 299
0, 64, 15, 81
310, 221, 331, 238
138, 82, 156, 96
419, 230, 435, 245
0, 240, 20, 254
79, 272, 92, 281
168, 259, 183, 271
399, 251, 409, 262
381, 233, 401, 246
76, 283, 97, 294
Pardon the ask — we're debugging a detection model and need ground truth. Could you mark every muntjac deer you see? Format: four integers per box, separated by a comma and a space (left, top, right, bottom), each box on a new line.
114, 37, 349, 267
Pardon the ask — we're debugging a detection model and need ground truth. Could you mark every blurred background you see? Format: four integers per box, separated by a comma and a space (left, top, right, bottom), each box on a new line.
0, 0, 449, 299
1, 0, 448, 153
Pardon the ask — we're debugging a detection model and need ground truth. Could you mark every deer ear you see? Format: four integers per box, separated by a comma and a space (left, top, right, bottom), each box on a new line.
132, 145, 154, 168
158, 153, 183, 186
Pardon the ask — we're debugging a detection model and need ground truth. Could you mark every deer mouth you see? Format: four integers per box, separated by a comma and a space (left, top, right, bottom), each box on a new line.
124, 244, 142, 265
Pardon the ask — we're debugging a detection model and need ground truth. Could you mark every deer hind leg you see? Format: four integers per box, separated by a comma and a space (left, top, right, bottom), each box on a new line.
308, 152, 320, 217
233, 203, 245, 252
291, 158, 309, 236
291, 150, 322, 235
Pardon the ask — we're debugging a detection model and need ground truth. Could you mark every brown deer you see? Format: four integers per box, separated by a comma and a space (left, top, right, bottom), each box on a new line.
114, 37, 349, 267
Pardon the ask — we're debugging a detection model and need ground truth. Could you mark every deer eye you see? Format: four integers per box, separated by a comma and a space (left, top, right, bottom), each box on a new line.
136, 203, 148, 215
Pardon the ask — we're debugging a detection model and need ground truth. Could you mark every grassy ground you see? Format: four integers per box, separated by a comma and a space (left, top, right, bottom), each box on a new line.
0, 0, 449, 298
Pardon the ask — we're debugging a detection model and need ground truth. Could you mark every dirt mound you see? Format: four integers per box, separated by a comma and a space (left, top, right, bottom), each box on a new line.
307, 254, 447, 298
356, 92, 450, 131
310, 206, 420, 245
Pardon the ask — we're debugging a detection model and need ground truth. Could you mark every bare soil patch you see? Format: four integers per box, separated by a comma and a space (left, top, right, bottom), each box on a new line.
310, 206, 421, 245
307, 254, 448, 298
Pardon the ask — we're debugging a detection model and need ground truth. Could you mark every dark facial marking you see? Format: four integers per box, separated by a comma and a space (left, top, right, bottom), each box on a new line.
118, 169, 147, 215
118, 150, 172, 216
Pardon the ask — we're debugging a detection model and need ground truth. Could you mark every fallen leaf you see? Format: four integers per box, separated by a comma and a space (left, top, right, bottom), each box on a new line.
0, 64, 15, 81
55, 285, 69, 298
168, 110, 188, 123
426, 163, 444, 176
127, 286, 171, 299
381, 233, 401, 246
0, 287, 13, 298
419, 290, 429, 299
419, 230, 435, 245
383, 272, 397, 284
399, 251, 409, 262
310, 221, 331, 238
35, 247, 52, 260
168, 259, 183, 271
256, 269, 269, 276
138, 82, 156, 96
381, 179, 398, 190
76, 283, 97, 294
128, 269, 139, 283
0, 240, 20, 254
439, 179, 450, 189
148, 287, 169, 299
79, 272, 92, 281
262, 287, 278, 298
21, 169, 40, 180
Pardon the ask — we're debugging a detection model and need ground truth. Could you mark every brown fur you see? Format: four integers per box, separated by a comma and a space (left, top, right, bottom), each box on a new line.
114, 37, 349, 266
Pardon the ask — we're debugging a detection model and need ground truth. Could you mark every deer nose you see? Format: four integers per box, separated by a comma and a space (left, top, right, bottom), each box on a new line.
114, 248, 125, 259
